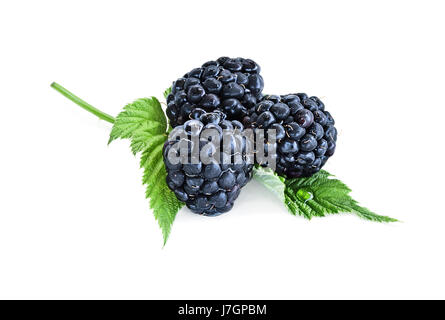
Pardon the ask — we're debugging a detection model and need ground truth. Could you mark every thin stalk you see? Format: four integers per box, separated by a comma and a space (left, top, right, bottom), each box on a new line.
50, 82, 115, 123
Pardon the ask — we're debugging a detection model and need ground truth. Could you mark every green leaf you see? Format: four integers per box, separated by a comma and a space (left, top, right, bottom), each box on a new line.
254, 167, 397, 223
109, 96, 184, 245
163, 87, 171, 99
108, 97, 166, 148
253, 166, 286, 203
284, 170, 397, 222
141, 144, 184, 245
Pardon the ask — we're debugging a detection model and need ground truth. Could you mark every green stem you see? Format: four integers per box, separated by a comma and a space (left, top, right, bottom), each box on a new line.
50, 82, 115, 124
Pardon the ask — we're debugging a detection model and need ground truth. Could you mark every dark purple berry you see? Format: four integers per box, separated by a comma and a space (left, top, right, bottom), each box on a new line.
279, 139, 299, 153
270, 103, 290, 120
299, 134, 318, 152
295, 109, 314, 128
256, 111, 276, 128
248, 94, 336, 178
187, 85, 205, 103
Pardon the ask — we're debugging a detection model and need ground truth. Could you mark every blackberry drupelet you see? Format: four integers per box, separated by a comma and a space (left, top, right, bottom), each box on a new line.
166, 57, 264, 128
163, 112, 253, 216
244, 94, 337, 178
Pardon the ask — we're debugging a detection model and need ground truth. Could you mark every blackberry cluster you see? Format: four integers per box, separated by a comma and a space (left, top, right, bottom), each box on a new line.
166, 57, 264, 128
244, 94, 337, 178
163, 57, 339, 215
163, 112, 253, 216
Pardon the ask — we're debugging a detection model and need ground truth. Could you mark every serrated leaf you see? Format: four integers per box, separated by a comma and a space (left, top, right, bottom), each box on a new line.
141, 146, 184, 245
130, 129, 166, 155
108, 97, 166, 147
163, 87, 171, 99
253, 166, 285, 203
109, 95, 183, 245
284, 170, 397, 222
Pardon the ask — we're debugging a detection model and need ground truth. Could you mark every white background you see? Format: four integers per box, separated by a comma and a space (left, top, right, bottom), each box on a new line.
1, 0, 444, 299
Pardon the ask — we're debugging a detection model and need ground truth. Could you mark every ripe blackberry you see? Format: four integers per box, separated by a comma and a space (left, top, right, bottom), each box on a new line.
245, 94, 337, 178
163, 112, 253, 216
166, 57, 264, 128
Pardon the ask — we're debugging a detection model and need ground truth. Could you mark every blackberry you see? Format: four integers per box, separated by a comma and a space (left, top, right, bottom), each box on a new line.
245, 94, 337, 178
163, 112, 253, 216
166, 57, 264, 127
